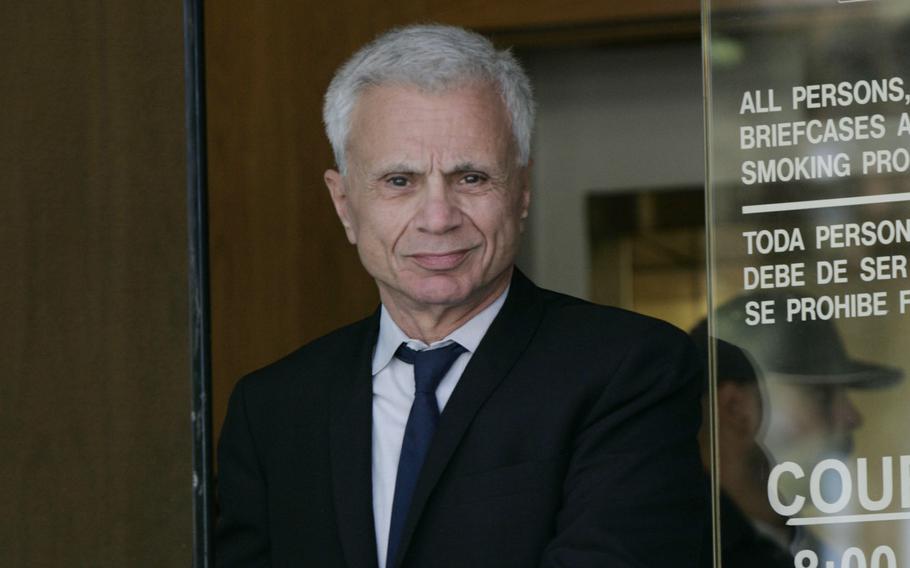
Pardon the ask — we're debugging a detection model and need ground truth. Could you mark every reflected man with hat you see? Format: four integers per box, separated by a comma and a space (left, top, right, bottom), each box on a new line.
694, 290, 902, 564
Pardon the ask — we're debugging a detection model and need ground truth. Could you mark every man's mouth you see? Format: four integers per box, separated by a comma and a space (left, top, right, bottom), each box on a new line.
409, 249, 472, 271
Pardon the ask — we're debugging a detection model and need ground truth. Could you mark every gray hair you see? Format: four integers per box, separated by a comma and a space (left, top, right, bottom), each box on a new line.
323, 24, 535, 174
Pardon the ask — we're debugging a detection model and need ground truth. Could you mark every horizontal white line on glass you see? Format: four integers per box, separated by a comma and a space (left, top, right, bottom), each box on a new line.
741, 192, 910, 215
788, 512, 910, 526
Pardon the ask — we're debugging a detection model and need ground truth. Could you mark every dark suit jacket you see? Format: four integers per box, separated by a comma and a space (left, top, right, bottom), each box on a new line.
216, 270, 706, 567
718, 491, 793, 568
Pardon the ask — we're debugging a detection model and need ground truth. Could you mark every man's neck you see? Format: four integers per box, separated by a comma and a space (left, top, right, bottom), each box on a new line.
380, 269, 512, 343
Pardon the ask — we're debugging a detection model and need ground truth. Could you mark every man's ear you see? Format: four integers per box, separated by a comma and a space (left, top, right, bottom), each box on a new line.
717, 382, 761, 438
518, 161, 531, 229
324, 169, 357, 245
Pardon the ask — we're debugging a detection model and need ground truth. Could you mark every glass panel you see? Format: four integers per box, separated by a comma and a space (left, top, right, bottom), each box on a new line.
704, 0, 910, 566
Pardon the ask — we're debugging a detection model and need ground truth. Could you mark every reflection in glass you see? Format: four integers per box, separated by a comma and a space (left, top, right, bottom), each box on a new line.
691, 325, 794, 567
705, 0, 910, 565
698, 295, 902, 565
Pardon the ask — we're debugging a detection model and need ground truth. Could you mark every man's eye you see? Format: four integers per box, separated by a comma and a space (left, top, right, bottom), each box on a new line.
461, 173, 486, 185
386, 176, 409, 187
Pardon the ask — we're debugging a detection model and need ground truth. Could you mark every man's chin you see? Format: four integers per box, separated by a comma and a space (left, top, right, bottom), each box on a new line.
380, 268, 510, 311
406, 277, 471, 307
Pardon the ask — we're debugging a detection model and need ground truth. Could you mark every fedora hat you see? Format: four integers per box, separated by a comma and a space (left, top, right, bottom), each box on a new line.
708, 290, 902, 388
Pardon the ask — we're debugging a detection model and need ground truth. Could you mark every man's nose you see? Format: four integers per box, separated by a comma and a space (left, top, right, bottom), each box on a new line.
415, 177, 461, 234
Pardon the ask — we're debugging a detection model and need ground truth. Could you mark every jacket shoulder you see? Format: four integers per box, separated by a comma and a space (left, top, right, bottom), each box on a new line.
534, 286, 691, 348
232, 312, 378, 397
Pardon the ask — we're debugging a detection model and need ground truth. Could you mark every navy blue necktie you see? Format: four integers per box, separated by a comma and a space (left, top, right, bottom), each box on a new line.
386, 341, 467, 567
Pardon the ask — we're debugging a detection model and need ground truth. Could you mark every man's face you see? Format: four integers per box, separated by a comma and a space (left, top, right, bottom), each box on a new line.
324, 82, 530, 312
761, 380, 863, 466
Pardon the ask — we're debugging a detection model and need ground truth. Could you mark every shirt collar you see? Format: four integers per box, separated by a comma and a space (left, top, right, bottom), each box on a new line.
371, 285, 510, 375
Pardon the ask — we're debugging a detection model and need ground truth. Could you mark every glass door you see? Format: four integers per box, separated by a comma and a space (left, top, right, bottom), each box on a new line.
703, 0, 910, 566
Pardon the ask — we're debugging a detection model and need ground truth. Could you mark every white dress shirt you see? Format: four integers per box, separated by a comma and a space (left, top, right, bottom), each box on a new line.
370, 286, 508, 567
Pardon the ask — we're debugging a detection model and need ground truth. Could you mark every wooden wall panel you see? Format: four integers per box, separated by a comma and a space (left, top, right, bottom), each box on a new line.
0, 2, 191, 565
436, 0, 698, 30
205, 0, 699, 441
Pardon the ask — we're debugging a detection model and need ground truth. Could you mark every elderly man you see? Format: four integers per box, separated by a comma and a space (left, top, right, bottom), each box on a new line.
216, 24, 705, 568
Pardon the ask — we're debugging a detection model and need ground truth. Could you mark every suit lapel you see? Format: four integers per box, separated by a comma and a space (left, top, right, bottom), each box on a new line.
390, 269, 546, 568
330, 310, 381, 568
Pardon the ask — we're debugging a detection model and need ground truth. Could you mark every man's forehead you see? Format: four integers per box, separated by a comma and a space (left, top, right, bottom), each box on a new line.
350, 82, 510, 130
345, 86, 515, 174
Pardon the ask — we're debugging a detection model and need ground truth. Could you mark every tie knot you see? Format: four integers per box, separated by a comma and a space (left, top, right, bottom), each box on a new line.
395, 342, 467, 393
